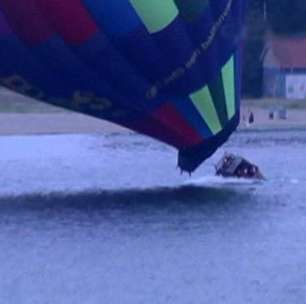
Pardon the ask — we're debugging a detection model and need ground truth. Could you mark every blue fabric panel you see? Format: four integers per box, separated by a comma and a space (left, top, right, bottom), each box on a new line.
75, 32, 151, 109
171, 97, 213, 138
0, 36, 69, 98
83, 0, 142, 36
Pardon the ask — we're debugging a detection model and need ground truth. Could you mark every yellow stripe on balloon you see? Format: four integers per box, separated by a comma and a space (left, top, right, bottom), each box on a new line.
190, 86, 222, 134
222, 56, 236, 119
129, 0, 178, 33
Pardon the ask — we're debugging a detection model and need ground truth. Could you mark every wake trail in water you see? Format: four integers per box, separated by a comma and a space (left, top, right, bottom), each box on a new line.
185, 175, 263, 187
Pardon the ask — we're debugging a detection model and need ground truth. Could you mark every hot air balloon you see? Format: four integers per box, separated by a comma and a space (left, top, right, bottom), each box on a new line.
0, 0, 246, 172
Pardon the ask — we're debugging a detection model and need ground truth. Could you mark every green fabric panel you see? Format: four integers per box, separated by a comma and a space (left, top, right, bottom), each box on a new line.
208, 74, 228, 127
190, 86, 222, 135
174, 0, 210, 21
222, 56, 236, 119
130, 0, 178, 33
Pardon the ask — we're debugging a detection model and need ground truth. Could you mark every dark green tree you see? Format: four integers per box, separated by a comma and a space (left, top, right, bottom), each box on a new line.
266, 0, 306, 35
242, 0, 265, 97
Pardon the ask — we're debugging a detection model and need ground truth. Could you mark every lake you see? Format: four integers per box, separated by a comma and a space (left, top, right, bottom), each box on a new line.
0, 129, 306, 303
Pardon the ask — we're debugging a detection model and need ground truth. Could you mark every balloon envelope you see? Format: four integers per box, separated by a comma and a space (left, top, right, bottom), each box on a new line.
0, 0, 246, 172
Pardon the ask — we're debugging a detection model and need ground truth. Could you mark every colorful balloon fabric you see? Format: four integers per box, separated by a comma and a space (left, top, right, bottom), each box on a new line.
0, 0, 246, 172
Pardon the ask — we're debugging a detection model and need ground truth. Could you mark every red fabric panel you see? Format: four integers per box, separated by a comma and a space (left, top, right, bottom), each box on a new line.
34, 0, 98, 44
0, 0, 53, 44
152, 103, 203, 147
0, 11, 12, 37
123, 103, 203, 148
123, 115, 185, 148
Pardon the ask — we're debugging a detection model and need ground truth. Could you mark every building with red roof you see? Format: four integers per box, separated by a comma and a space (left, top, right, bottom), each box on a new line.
263, 33, 306, 99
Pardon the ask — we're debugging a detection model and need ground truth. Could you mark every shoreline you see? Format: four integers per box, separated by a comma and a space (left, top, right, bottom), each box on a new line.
0, 89, 305, 135
0, 108, 305, 136
238, 106, 306, 131
0, 112, 130, 136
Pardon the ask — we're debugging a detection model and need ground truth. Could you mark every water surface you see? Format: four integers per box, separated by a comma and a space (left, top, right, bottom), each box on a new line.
0, 130, 306, 304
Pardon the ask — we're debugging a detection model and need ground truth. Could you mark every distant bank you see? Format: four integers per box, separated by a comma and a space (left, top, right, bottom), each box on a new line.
0, 89, 305, 135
